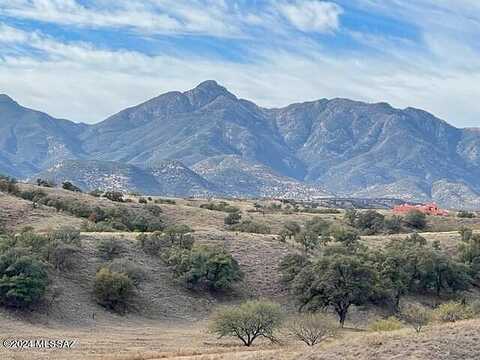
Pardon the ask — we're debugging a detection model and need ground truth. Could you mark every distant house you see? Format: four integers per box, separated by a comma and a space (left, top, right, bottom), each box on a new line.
393, 203, 449, 216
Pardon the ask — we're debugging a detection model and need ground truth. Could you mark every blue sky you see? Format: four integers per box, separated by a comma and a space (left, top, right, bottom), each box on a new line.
0, 0, 479, 127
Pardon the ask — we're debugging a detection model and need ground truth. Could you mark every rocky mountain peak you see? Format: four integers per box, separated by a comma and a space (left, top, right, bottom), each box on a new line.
0, 94, 18, 106
184, 80, 236, 109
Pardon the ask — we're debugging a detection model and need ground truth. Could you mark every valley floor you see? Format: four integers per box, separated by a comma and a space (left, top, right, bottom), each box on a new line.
1, 317, 480, 360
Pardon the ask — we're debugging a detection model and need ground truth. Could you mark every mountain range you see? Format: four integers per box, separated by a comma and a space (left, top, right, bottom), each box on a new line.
1, 80, 480, 209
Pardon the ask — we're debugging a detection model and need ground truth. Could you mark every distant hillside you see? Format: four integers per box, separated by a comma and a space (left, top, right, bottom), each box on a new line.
36, 159, 223, 197
2, 81, 480, 208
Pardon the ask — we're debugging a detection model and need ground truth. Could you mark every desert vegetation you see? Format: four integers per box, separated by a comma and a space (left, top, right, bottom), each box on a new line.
0, 178, 480, 359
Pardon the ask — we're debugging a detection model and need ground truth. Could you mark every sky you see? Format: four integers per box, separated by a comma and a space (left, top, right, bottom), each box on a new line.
0, 1, 479, 127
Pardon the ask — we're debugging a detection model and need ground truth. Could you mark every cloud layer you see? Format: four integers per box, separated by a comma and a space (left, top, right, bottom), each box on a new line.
0, 0, 479, 128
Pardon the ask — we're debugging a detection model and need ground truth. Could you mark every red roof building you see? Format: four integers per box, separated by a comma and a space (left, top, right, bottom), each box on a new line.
393, 202, 449, 216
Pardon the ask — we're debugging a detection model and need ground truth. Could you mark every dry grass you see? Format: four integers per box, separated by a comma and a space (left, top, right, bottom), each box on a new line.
1, 186, 480, 359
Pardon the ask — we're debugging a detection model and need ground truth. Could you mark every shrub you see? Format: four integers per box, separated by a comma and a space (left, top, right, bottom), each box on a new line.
89, 189, 103, 197
94, 267, 134, 313
228, 220, 271, 234
469, 300, 480, 315
0, 175, 19, 195
19, 189, 46, 202
279, 254, 309, 284
400, 304, 431, 333
209, 300, 284, 346
368, 317, 403, 332
103, 191, 124, 202
331, 227, 360, 248
0, 249, 48, 308
96, 238, 125, 260
200, 202, 240, 213
294, 230, 320, 254
138, 232, 167, 255
224, 212, 241, 225
432, 301, 474, 323
458, 210, 475, 218
355, 210, 385, 235
49, 243, 78, 271
279, 221, 303, 242
81, 220, 115, 232
144, 204, 163, 216
305, 217, 330, 235
164, 225, 194, 249
107, 259, 146, 286
154, 198, 176, 205
301, 208, 341, 214
383, 216, 402, 234
138, 197, 147, 204
47, 226, 81, 246
287, 313, 337, 346
36, 178, 55, 187
404, 210, 427, 229
166, 245, 243, 290
62, 181, 82, 192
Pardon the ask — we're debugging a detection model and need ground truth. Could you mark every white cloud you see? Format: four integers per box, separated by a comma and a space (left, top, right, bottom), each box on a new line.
278, 0, 342, 33
0, 0, 246, 37
1, 1, 480, 128
1, 23, 480, 129
0, 23, 29, 43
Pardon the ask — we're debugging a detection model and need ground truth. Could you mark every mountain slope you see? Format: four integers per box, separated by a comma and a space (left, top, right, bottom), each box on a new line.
36, 159, 223, 197
2, 82, 480, 208
0, 94, 87, 177
80, 81, 305, 179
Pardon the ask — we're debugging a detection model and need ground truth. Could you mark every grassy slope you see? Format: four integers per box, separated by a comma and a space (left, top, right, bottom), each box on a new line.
0, 186, 480, 359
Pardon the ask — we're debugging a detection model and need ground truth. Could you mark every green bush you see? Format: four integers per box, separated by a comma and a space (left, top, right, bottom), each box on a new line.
62, 181, 82, 192
432, 301, 474, 323
49, 243, 78, 271
0, 175, 19, 195
368, 317, 403, 332
457, 210, 475, 218
224, 212, 241, 225
36, 178, 55, 187
200, 202, 240, 213
383, 216, 402, 234
138, 197, 147, 204
47, 226, 81, 247
138, 232, 167, 255
294, 230, 321, 254
301, 208, 341, 214
144, 204, 163, 216
81, 220, 116, 232
228, 220, 271, 234
154, 198, 176, 205
103, 191, 124, 202
404, 210, 427, 229
89, 189, 103, 197
165, 245, 243, 290
330, 227, 360, 247
209, 300, 284, 346
96, 238, 125, 260
107, 259, 146, 286
469, 300, 480, 315
164, 225, 194, 249
19, 189, 47, 202
94, 267, 134, 313
0, 249, 48, 308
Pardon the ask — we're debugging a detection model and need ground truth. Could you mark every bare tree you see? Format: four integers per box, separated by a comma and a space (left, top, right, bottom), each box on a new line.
287, 313, 337, 346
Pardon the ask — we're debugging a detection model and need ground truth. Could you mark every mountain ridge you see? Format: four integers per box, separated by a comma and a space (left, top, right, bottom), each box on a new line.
1, 81, 480, 208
